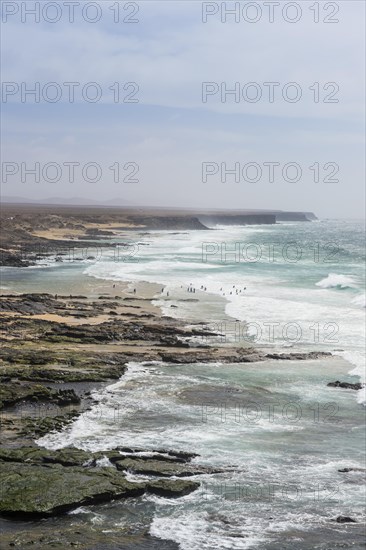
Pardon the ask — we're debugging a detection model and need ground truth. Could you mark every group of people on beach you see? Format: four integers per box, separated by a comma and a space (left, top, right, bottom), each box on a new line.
220, 285, 247, 296
177, 283, 247, 297
186, 284, 207, 294
109, 282, 247, 299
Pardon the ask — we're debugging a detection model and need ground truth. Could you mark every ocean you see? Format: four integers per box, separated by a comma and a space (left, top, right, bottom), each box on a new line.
1, 219, 365, 548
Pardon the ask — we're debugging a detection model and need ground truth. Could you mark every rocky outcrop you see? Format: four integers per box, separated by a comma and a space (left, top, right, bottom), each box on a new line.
338, 467, 366, 473
303, 211, 318, 221
198, 214, 276, 226
336, 516, 357, 523
0, 382, 80, 409
265, 351, 331, 361
0, 445, 204, 518
147, 479, 200, 497
0, 461, 146, 517
327, 380, 363, 390
158, 348, 262, 364
128, 216, 209, 230
275, 211, 314, 222
114, 457, 222, 477
0, 525, 179, 550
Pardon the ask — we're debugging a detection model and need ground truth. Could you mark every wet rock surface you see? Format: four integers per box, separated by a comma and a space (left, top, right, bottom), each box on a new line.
0, 523, 180, 550
0, 461, 145, 517
265, 351, 332, 361
114, 457, 222, 477
0, 445, 203, 518
0, 383, 80, 409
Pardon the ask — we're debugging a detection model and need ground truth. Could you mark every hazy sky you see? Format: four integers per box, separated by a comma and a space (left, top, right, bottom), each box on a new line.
1, 0, 365, 218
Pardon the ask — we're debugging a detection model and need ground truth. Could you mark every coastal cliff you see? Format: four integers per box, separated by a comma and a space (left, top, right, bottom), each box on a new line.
128, 215, 208, 230
275, 211, 318, 222
198, 214, 276, 226
0, 204, 317, 267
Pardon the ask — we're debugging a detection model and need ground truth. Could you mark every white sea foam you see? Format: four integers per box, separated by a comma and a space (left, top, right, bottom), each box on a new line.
94, 456, 114, 468
149, 509, 336, 550
315, 273, 357, 290
150, 511, 268, 550
68, 507, 90, 515
352, 293, 366, 308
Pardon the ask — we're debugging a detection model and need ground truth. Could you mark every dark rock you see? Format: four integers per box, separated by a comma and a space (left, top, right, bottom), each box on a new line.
114, 457, 222, 477
328, 381, 363, 390
166, 449, 200, 461
265, 351, 332, 361
157, 336, 190, 348
147, 479, 200, 498
0, 445, 202, 518
111, 447, 199, 463
338, 467, 366, 473
0, 462, 145, 517
1, 525, 179, 549
55, 389, 81, 406
19, 413, 80, 437
159, 348, 262, 364
336, 516, 357, 523
0, 383, 80, 410
0, 446, 90, 467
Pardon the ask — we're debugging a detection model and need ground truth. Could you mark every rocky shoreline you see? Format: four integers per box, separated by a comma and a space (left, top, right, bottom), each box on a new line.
1, 203, 317, 268
0, 293, 341, 524
0, 209, 362, 548
0, 293, 356, 526
0, 446, 209, 518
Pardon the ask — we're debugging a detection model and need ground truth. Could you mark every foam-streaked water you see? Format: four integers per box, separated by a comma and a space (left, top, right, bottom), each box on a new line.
2, 219, 365, 548
39, 358, 365, 549
82, 219, 365, 394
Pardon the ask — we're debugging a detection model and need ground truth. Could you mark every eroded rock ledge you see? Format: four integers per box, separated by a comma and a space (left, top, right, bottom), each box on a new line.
0, 445, 209, 518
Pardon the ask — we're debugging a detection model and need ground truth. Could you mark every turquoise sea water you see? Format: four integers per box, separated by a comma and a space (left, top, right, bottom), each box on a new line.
1, 219, 365, 548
